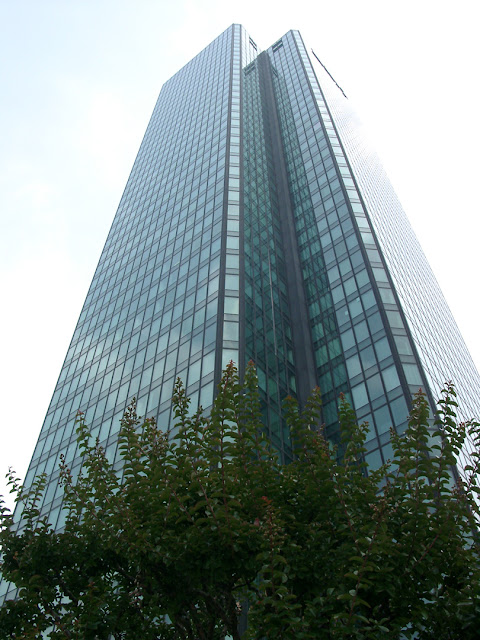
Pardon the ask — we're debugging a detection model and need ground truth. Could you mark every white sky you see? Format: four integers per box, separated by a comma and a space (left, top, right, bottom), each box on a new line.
1, 0, 479, 508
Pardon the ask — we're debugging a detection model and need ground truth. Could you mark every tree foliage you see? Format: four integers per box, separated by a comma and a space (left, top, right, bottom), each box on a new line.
1, 361, 480, 639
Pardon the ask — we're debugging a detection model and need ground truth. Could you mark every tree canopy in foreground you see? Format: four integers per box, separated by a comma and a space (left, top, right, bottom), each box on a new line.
1, 362, 480, 639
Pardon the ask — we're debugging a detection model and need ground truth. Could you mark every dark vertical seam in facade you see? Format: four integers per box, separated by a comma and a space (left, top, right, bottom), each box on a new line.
238, 28, 246, 381
257, 52, 318, 408
214, 25, 234, 392
266, 38, 351, 427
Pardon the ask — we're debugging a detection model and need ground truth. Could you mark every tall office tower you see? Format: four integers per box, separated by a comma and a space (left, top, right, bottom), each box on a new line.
2, 24, 480, 600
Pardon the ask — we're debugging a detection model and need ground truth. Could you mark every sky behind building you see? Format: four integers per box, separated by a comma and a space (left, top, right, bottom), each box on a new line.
1, 0, 479, 508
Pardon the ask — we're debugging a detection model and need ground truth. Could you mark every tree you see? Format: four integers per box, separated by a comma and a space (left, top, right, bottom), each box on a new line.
1, 361, 480, 639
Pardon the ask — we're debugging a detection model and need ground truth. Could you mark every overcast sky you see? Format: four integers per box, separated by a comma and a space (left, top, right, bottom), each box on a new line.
1, 0, 479, 508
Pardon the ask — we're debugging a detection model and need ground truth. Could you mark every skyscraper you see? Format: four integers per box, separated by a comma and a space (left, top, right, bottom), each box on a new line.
2, 23, 479, 600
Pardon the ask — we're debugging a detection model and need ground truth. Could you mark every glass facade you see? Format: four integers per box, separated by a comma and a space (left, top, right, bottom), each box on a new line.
309, 35, 480, 468
3, 23, 480, 601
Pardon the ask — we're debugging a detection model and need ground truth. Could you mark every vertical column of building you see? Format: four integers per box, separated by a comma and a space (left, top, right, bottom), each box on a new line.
255, 52, 318, 411
219, 25, 242, 376
267, 31, 429, 466
266, 36, 350, 448
241, 41, 299, 460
